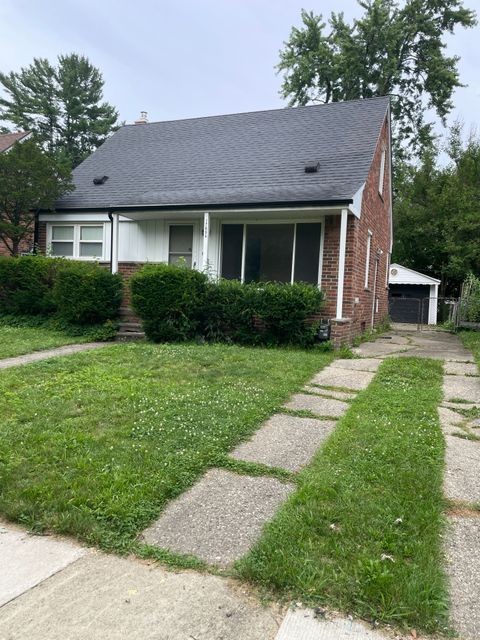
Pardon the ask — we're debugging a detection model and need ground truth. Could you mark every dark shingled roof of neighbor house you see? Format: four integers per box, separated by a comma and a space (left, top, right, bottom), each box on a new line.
57, 96, 390, 210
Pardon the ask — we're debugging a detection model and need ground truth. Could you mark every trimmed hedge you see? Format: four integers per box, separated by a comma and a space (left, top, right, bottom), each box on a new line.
0, 255, 122, 325
131, 263, 208, 342
131, 263, 325, 347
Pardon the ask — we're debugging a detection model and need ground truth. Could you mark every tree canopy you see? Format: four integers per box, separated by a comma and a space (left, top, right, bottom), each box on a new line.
0, 54, 119, 168
278, 0, 476, 157
393, 124, 480, 294
0, 139, 73, 256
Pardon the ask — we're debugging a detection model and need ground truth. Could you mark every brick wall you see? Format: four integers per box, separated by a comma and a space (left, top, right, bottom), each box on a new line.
320, 115, 392, 345
0, 230, 34, 256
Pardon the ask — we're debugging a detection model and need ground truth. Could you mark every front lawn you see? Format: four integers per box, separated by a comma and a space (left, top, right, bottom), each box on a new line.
0, 322, 91, 359
237, 357, 448, 633
0, 342, 332, 555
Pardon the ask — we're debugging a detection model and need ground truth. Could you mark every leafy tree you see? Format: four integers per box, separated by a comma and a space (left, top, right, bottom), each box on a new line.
0, 54, 119, 168
278, 1, 476, 157
393, 124, 480, 294
0, 139, 73, 256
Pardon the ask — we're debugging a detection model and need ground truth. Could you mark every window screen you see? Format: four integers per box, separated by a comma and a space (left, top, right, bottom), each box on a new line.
244, 224, 294, 283
294, 223, 321, 284
221, 224, 243, 280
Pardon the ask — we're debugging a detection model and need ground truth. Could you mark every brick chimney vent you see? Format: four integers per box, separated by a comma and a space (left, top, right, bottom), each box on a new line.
134, 111, 148, 124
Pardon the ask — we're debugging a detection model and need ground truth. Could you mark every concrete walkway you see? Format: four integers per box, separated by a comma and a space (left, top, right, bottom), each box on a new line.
0, 342, 108, 369
142, 357, 380, 567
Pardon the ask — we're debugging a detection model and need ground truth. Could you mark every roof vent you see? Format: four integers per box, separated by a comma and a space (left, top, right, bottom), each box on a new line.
93, 175, 109, 185
304, 161, 319, 174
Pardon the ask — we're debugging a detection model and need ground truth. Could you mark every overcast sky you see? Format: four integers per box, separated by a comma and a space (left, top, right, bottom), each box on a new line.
1, 0, 479, 138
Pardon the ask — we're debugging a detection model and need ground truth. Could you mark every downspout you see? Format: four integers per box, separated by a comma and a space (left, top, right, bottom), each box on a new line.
107, 210, 114, 273
33, 210, 40, 254
371, 248, 383, 328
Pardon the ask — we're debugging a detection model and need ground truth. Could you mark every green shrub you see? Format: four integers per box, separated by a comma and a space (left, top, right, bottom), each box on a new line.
201, 279, 257, 344
131, 265, 325, 347
253, 282, 324, 347
131, 263, 208, 342
53, 261, 122, 325
0, 255, 59, 315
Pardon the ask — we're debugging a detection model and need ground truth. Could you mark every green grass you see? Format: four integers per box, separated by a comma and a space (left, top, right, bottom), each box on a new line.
0, 323, 91, 359
0, 342, 332, 555
458, 330, 480, 369
236, 357, 448, 634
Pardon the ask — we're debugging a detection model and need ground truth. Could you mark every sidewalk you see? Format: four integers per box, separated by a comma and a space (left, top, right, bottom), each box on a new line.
0, 521, 409, 640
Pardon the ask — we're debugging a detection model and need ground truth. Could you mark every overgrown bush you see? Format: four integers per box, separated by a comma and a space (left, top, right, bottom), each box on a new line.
0, 255, 122, 328
252, 282, 324, 346
201, 279, 257, 343
131, 265, 325, 347
0, 255, 59, 315
460, 273, 480, 322
53, 262, 123, 324
131, 263, 208, 342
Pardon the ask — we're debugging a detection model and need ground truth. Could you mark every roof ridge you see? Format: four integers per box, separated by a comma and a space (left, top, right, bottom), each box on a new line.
123, 96, 390, 128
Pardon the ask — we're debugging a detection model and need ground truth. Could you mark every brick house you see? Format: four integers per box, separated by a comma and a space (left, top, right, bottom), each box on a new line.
38, 97, 392, 345
0, 131, 32, 256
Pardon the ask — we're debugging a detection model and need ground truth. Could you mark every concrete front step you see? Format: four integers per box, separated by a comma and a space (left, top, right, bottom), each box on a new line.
118, 307, 140, 322
115, 331, 145, 342
119, 322, 143, 331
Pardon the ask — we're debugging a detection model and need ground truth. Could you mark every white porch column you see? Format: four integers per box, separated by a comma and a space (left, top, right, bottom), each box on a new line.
111, 213, 119, 274
428, 283, 439, 325
202, 212, 210, 272
336, 208, 348, 319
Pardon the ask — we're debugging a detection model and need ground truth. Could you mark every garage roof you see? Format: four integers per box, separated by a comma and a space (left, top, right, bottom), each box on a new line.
389, 263, 440, 285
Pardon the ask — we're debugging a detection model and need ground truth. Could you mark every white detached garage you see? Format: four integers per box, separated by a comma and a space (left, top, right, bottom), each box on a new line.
388, 264, 440, 325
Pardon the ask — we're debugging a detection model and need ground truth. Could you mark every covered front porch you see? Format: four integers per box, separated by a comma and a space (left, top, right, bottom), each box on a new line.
109, 204, 353, 321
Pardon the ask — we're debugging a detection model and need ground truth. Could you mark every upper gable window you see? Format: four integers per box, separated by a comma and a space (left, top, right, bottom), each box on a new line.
379, 148, 386, 196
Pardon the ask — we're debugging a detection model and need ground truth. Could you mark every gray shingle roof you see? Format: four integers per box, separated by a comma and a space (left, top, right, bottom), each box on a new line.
57, 96, 390, 210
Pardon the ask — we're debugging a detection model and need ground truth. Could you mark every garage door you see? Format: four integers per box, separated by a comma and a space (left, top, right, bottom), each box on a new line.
389, 285, 429, 324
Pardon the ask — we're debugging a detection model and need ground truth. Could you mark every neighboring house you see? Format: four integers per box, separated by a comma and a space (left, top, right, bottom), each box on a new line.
0, 131, 32, 257
389, 263, 440, 325
38, 97, 392, 344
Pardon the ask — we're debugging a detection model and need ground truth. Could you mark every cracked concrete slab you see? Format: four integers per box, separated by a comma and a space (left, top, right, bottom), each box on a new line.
442, 400, 480, 412
311, 367, 375, 391
446, 516, 480, 640
443, 375, 480, 404
331, 358, 382, 372
438, 406, 465, 435
0, 552, 281, 640
142, 469, 293, 567
304, 386, 357, 401
284, 393, 349, 418
353, 342, 413, 358
444, 361, 479, 376
0, 523, 85, 607
275, 608, 400, 639
0, 342, 108, 369
444, 435, 480, 504
231, 414, 336, 472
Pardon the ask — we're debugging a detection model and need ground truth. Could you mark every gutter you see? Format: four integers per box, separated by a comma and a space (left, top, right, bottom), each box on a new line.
40, 198, 353, 216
